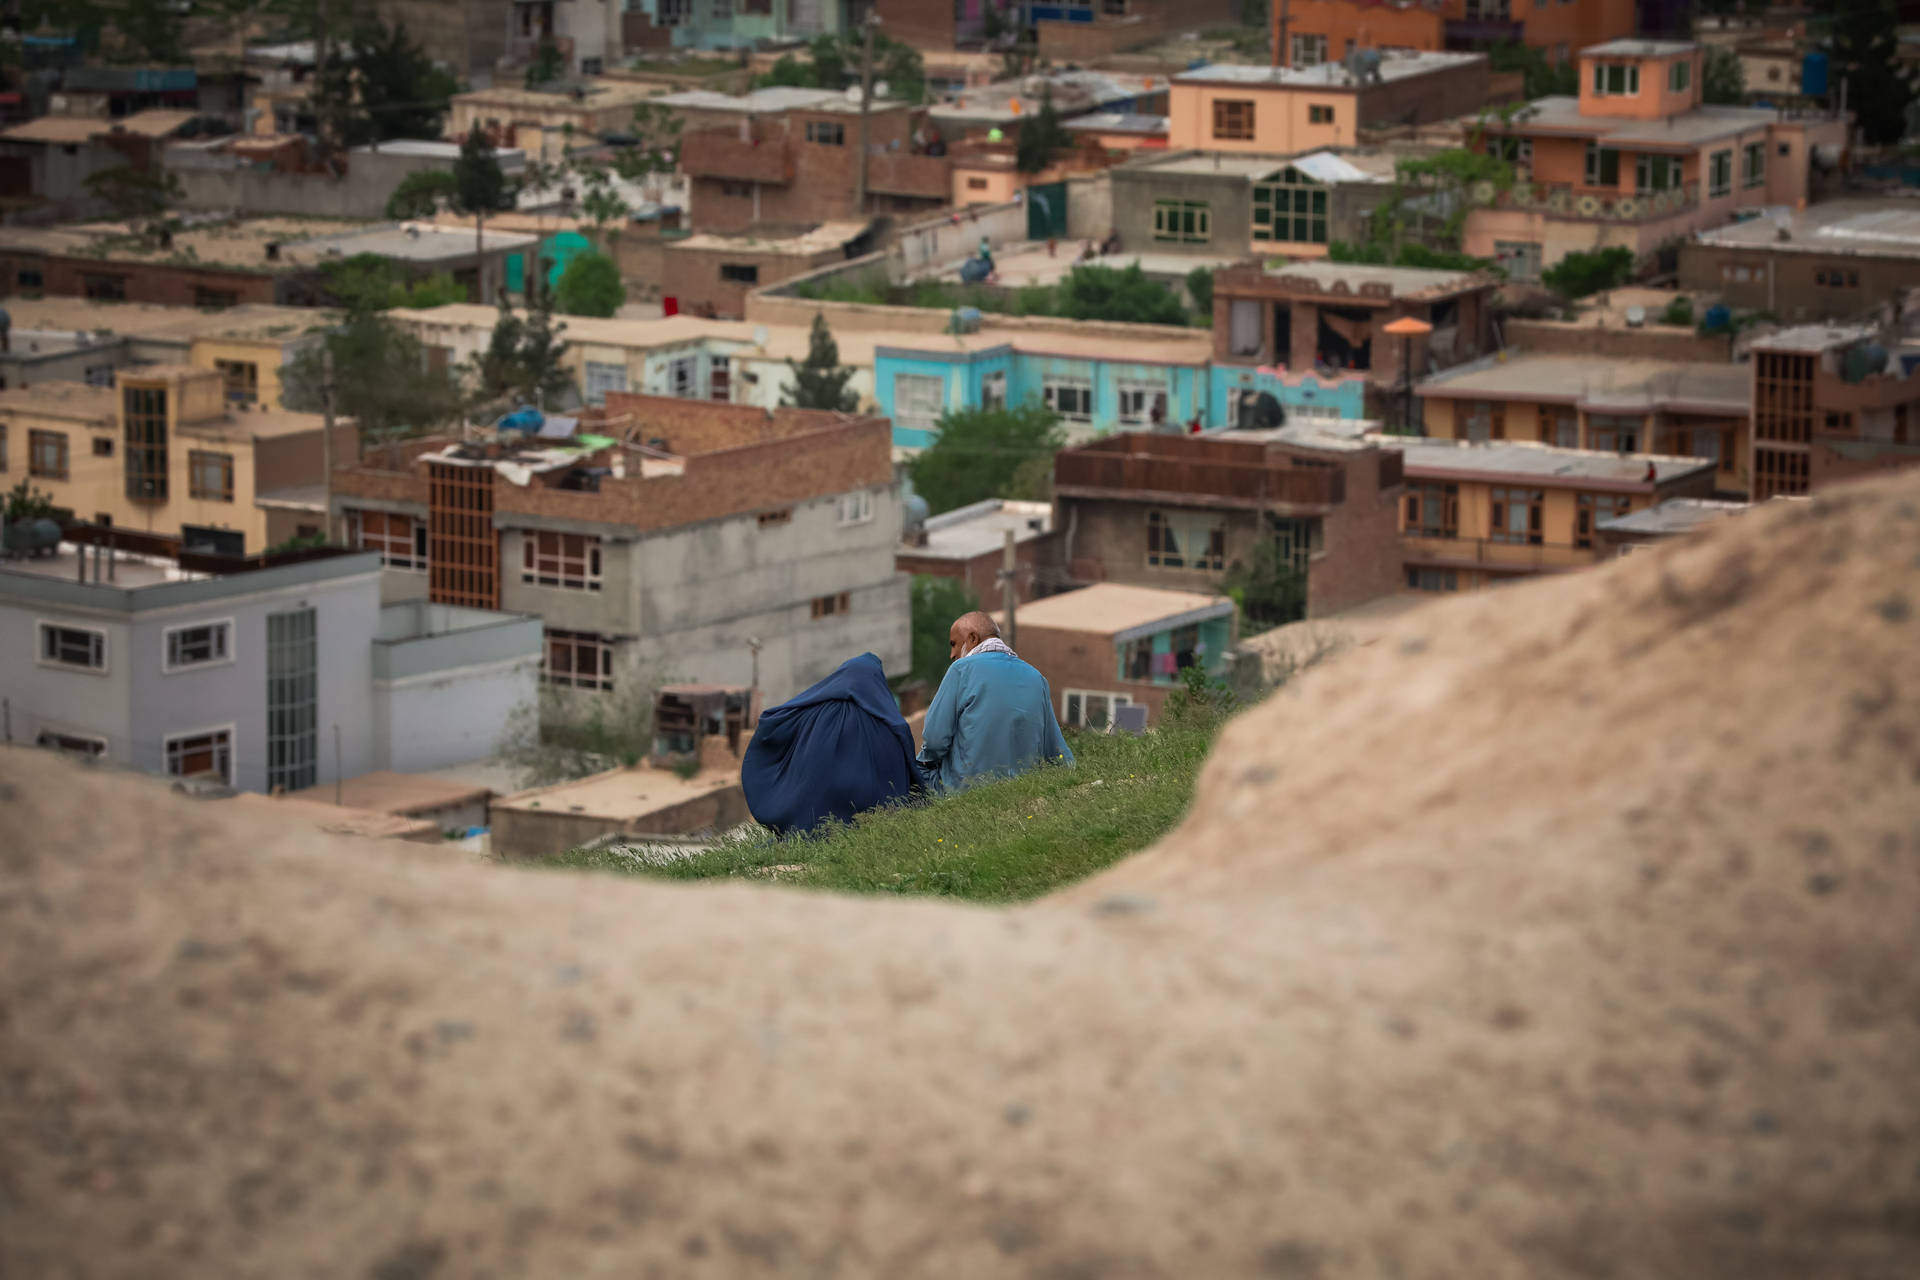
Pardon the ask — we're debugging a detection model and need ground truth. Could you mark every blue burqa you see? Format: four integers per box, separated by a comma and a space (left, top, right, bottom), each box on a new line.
742, 653, 926, 836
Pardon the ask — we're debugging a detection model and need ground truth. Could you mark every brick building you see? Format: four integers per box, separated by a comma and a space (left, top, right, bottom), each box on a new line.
660, 223, 869, 318
1167, 51, 1490, 154
1048, 424, 1406, 620
1748, 324, 1920, 501
331, 396, 910, 703
1272, 0, 1635, 70
895, 498, 1060, 605
872, 0, 1235, 57
1679, 200, 1920, 325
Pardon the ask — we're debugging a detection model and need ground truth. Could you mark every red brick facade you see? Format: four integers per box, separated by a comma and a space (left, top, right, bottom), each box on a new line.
896, 533, 1060, 606
0, 252, 283, 307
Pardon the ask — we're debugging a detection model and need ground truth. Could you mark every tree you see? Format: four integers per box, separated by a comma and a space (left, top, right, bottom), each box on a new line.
83, 165, 181, 238
609, 102, 683, 182
108, 0, 190, 65
781, 314, 861, 412
909, 403, 1065, 515
1488, 42, 1578, 99
1054, 263, 1188, 326
1185, 265, 1215, 323
385, 169, 458, 220
1541, 246, 1636, 299
320, 253, 466, 312
5, 478, 59, 522
1830, 0, 1912, 146
1015, 88, 1072, 174
909, 574, 978, 689
757, 31, 926, 104
471, 269, 572, 410
554, 251, 625, 318
497, 679, 661, 787
452, 126, 517, 270
351, 18, 461, 145
282, 314, 467, 458
525, 39, 566, 88
1223, 538, 1306, 632
1702, 46, 1745, 105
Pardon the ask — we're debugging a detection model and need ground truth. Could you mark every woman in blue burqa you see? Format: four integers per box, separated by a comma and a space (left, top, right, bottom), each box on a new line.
741, 652, 926, 836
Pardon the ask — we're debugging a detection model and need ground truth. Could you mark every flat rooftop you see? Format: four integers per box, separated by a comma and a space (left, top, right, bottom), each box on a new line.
909, 499, 1053, 561
1388, 437, 1716, 486
1262, 259, 1485, 298
1747, 322, 1880, 353
670, 221, 869, 255
0, 298, 321, 344
654, 85, 901, 116
1007, 583, 1234, 637
224, 793, 438, 842
294, 770, 494, 815
915, 241, 1240, 290
281, 222, 540, 264
1420, 353, 1751, 414
1, 108, 193, 143
452, 79, 666, 111
1175, 50, 1483, 90
933, 70, 1163, 123
491, 764, 741, 822
0, 216, 369, 270
880, 326, 1217, 367
1583, 39, 1697, 57
1492, 96, 1780, 149
1131, 151, 1290, 179
1695, 198, 1920, 257
1064, 113, 1168, 136
1597, 497, 1748, 536
0, 546, 196, 589
0, 382, 118, 423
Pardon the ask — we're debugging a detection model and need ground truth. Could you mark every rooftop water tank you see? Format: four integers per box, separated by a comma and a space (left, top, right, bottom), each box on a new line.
950, 306, 983, 333
1702, 303, 1732, 334
1802, 50, 1828, 98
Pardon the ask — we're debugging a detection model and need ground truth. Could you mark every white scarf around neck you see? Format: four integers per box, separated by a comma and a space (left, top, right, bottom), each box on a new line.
965, 637, 1017, 660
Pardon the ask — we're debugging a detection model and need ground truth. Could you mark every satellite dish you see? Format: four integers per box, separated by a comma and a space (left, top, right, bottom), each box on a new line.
844, 85, 863, 104
1625, 305, 1646, 328
873, 80, 890, 99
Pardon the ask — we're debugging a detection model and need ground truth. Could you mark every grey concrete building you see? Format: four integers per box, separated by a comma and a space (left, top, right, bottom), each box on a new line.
1, 541, 540, 792
1110, 149, 1416, 260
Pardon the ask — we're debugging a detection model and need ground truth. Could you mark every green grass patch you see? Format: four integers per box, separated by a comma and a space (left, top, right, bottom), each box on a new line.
549, 720, 1219, 903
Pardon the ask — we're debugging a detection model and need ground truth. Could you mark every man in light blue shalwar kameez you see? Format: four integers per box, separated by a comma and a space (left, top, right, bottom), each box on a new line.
916, 611, 1073, 792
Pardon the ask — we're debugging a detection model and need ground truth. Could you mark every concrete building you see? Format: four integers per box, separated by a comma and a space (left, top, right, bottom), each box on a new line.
1211, 258, 1499, 419
1049, 423, 1406, 619
895, 498, 1060, 605
1109, 148, 1405, 261
491, 758, 750, 858
450, 79, 670, 164
1463, 39, 1848, 280
623, 0, 844, 53
165, 137, 531, 220
0, 365, 354, 552
1747, 323, 1920, 501
998, 583, 1237, 729
1, 538, 540, 793
375, 0, 513, 86
500, 0, 625, 78
1417, 352, 1752, 497
1392, 435, 1718, 592
1679, 199, 1920, 324
661, 222, 873, 318
1167, 51, 1491, 155
925, 70, 1170, 142
1272, 0, 1635, 71
331, 396, 909, 703
1592, 496, 1748, 558
0, 109, 197, 207
1064, 112, 1171, 157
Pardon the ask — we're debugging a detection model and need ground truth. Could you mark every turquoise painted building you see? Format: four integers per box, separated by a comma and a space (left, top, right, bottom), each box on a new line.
1208, 363, 1369, 429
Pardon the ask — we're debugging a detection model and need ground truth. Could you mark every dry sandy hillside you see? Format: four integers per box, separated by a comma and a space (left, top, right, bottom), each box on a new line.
4, 474, 1919, 1279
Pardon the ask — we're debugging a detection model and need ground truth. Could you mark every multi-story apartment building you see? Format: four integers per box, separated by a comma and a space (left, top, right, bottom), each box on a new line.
0, 365, 355, 552
1272, 0, 1635, 71
875, 0, 1236, 58
0, 299, 320, 401
1464, 39, 1847, 279
625, 0, 844, 53
1680, 199, 1920, 324
1167, 51, 1491, 154
1748, 324, 1920, 501
1393, 436, 1718, 592
331, 395, 910, 702
1, 537, 540, 792
1048, 424, 1406, 619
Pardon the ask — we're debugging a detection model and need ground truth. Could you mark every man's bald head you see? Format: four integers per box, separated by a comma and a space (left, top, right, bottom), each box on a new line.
949, 610, 1000, 660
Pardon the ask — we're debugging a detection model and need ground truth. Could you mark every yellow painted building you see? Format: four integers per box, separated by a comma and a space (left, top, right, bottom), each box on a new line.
1, 366, 354, 551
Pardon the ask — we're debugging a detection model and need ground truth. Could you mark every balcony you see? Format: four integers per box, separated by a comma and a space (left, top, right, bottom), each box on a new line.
1056, 442, 1345, 511
863, 149, 952, 200
1490, 181, 1700, 223
1401, 533, 1599, 574
679, 129, 794, 186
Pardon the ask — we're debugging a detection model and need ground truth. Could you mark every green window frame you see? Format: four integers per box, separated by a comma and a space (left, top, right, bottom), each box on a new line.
1742, 141, 1765, 188
1153, 199, 1211, 244
1634, 154, 1681, 192
1709, 148, 1732, 198
1251, 168, 1328, 245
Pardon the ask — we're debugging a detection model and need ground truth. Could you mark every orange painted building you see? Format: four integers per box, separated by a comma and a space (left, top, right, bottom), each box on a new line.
1168, 50, 1489, 154
1272, 0, 1636, 70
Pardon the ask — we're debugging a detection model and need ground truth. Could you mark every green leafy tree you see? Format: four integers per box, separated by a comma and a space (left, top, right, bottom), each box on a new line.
385, 169, 458, 220
352, 18, 461, 144
1328, 241, 1495, 273
1702, 46, 1745, 105
1541, 246, 1636, 299
282, 314, 467, 458
610, 102, 683, 181
783, 314, 860, 412
108, 0, 190, 65
6, 478, 59, 522
1015, 88, 1072, 174
580, 175, 630, 233
1488, 42, 1578, 99
1054, 263, 1188, 326
554, 251, 626, 318
1223, 538, 1306, 631
320, 253, 466, 312
1829, 0, 1912, 146
909, 403, 1065, 515
452, 125, 517, 269
909, 574, 978, 689
471, 268, 573, 410
757, 30, 925, 104
83, 165, 181, 238
1185, 265, 1215, 323
525, 38, 566, 88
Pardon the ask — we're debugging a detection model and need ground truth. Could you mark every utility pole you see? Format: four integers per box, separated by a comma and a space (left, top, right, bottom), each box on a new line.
314, 0, 332, 165
320, 340, 338, 544
1275, 0, 1290, 69
854, 11, 879, 220
998, 528, 1018, 650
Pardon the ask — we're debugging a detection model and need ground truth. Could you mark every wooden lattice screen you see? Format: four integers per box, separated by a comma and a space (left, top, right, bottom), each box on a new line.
428, 461, 498, 608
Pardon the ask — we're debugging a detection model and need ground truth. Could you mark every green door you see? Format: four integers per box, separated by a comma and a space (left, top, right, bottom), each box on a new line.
1026, 181, 1067, 239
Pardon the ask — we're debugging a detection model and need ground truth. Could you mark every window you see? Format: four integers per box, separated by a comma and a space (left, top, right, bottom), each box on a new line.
1778, 142, 1790, 156
1574, 493, 1631, 549
90, 436, 114, 457
838, 490, 874, 525
1308, 104, 1335, 126
720, 263, 760, 283
1553, 408, 1579, 448
545, 629, 614, 690
757, 508, 792, 528
266, 607, 317, 793
1153, 199, 1210, 244
17, 267, 43, 290
1405, 569, 1458, 592
1117, 380, 1169, 426
811, 591, 851, 619
1669, 59, 1691, 93
165, 729, 233, 785
967, 177, 990, 191
188, 450, 235, 502
1488, 487, 1544, 545
1635, 155, 1682, 192
124, 384, 168, 500
194, 287, 238, 310
521, 531, 603, 591
720, 181, 752, 198
83, 274, 127, 301
1593, 62, 1639, 96
1252, 168, 1328, 245
1211, 99, 1255, 141
1588, 413, 1641, 452
1691, 429, 1725, 469
804, 120, 845, 146
40, 623, 107, 672
85, 363, 115, 388
584, 360, 627, 406
1493, 240, 1542, 283
709, 362, 731, 401
349, 510, 426, 570
165, 620, 233, 671
668, 355, 697, 398
1463, 401, 1502, 442
1043, 378, 1093, 423
1464, 0, 1510, 15
36, 730, 106, 757
1585, 143, 1620, 187
1742, 141, 1765, 188
893, 372, 946, 434
1403, 483, 1459, 538
1289, 34, 1327, 67
656, 0, 689, 24
982, 370, 1007, 409
581, 57, 603, 75
1554, 43, 1569, 65
1709, 148, 1732, 198
1146, 510, 1225, 571
1103, 0, 1125, 12
28, 430, 68, 479
1062, 690, 1132, 730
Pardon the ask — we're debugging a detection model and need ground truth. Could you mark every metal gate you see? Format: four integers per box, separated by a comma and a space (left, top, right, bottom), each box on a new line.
1026, 181, 1067, 239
